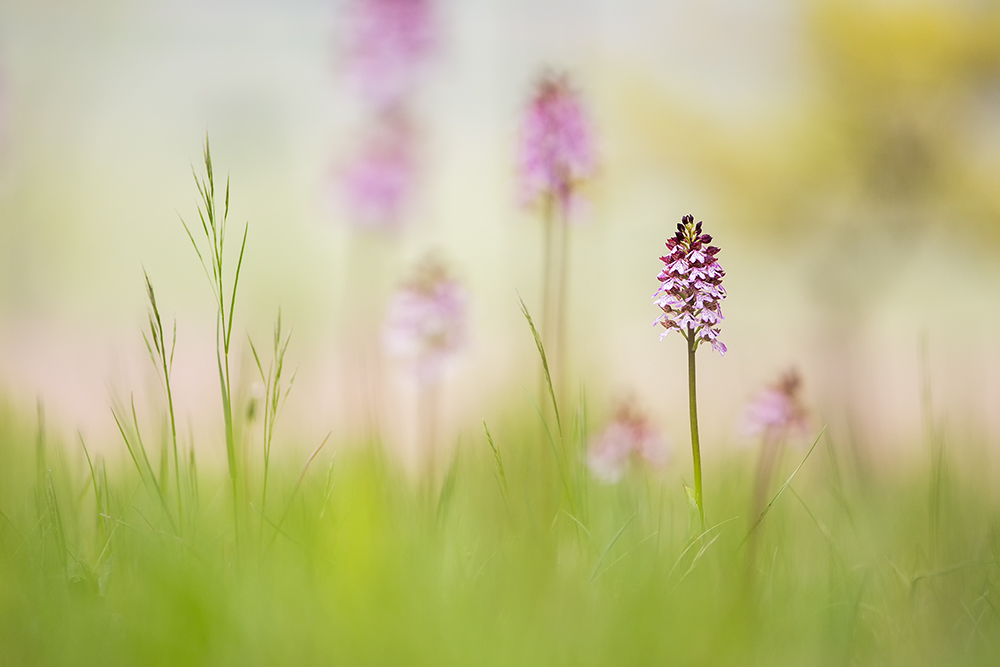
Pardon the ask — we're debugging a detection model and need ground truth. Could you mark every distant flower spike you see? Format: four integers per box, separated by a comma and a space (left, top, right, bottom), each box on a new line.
653, 214, 727, 355
518, 72, 596, 210
744, 369, 809, 547
340, 117, 416, 230
742, 369, 808, 441
588, 400, 669, 484
344, 0, 436, 110
383, 255, 467, 384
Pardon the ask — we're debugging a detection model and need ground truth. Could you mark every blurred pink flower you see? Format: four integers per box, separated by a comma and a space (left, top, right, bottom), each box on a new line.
653, 215, 728, 355
339, 118, 416, 230
344, 0, 436, 110
383, 256, 467, 383
518, 72, 596, 210
588, 401, 668, 484
741, 370, 809, 441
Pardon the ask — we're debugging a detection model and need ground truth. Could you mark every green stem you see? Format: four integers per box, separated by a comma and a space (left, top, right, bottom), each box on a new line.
421, 381, 440, 489
218, 325, 239, 543
163, 372, 182, 531
687, 331, 705, 530
260, 407, 271, 546
538, 195, 555, 451
540, 194, 555, 351
554, 197, 570, 404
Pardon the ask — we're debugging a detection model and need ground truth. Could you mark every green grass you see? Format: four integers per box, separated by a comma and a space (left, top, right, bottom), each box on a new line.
1, 395, 999, 666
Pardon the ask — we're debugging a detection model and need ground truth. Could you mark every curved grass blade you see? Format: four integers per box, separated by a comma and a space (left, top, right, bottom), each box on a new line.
590, 513, 636, 582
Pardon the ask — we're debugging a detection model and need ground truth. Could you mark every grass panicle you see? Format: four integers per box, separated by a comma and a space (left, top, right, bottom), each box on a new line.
180, 135, 248, 536
482, 421, 508, 503
141, 271, 183, 530
248, 308, 297, 543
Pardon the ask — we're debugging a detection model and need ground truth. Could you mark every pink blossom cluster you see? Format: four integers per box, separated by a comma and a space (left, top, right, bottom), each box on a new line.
653, 215, 727, 355
339, 118, 416, 229
587, 401, 668, 484
337, 0, 436, 231
383, 256, 466, 383
344, 0, 436, 110
741, 370, 808, 441
518, 72, 596, 210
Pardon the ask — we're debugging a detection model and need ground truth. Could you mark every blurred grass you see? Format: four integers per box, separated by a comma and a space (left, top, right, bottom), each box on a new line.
1, 395, 999, 666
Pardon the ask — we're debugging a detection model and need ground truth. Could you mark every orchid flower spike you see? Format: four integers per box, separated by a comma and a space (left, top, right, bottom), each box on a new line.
653, 215, 727, 355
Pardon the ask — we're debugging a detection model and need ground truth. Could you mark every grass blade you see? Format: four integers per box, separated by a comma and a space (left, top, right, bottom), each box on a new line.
483, 421, 508, 501
519, 296, 562, 443
737, 426, 827, 553
591, 513, 636, 581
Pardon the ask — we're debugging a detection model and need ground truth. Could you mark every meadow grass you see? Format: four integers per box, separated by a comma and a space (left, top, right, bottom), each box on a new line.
2, 391, 999, 666
1, 142, 999, 666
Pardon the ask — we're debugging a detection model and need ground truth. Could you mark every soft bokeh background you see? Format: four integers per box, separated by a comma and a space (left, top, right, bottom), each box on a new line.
1, 0, 999, 468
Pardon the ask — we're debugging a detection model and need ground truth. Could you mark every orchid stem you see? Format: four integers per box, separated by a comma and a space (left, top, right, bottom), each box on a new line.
686, 330, 705, 531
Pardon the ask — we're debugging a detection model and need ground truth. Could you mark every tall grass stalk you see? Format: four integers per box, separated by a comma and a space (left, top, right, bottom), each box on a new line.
43, 470, 67, 573
248, 310, 296, 542
78, 432, 106, 540
141, 272, 182, 529
180, 136, 248, 536
110, 395, 177, 533
520, 296, 578, 520
482, 421, 508, 504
